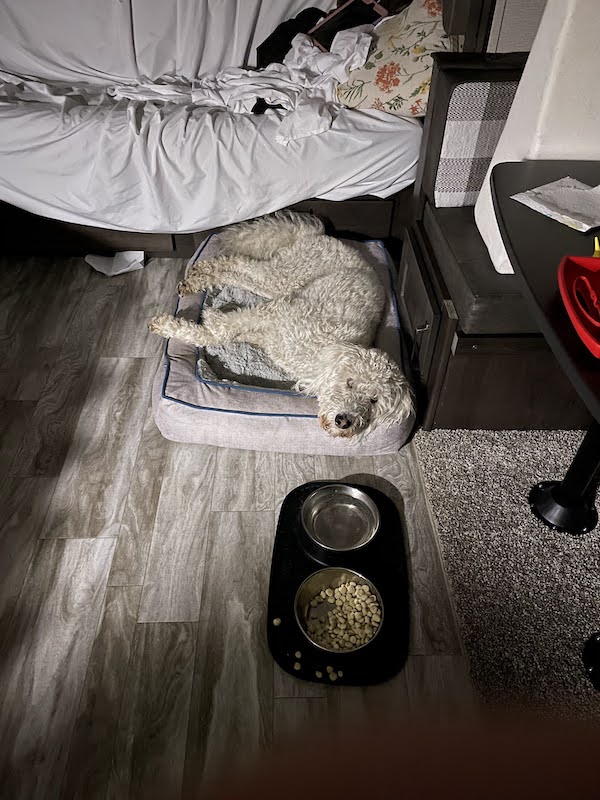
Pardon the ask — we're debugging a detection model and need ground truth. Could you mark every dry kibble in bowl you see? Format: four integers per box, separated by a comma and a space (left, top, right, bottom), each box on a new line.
305, 579, 382, 651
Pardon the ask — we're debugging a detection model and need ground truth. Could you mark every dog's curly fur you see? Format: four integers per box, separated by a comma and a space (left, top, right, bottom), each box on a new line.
149, 211, 413, 438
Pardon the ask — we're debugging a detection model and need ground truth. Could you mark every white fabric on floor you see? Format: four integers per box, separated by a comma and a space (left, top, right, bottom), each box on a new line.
0, 27, 422, 233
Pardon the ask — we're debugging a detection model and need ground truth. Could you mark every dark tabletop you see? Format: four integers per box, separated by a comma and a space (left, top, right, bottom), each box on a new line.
491, 160, 600, 422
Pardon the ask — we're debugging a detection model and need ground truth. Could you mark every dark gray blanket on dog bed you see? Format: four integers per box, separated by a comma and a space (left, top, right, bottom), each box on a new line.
198, 285, 293, 390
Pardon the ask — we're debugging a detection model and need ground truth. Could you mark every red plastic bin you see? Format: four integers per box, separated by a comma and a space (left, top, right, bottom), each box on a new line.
558, 255, 600, 359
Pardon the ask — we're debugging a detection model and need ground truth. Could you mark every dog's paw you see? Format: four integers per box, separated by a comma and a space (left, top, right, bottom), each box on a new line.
148, 314, 175, 337
177, 279, 199, 296
199, 307, 218, 328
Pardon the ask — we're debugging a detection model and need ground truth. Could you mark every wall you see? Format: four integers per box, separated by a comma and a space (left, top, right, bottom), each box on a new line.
475, 0, 600, 273
487, 0, 547, 53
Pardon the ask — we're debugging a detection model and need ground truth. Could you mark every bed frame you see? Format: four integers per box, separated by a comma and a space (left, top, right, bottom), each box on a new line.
0, 185, 415, 258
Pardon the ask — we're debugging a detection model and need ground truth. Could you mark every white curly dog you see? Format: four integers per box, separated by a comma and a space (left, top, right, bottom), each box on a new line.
149, 211, 413, 438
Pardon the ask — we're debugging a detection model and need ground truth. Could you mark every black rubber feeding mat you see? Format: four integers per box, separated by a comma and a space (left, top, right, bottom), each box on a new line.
267, 481, 409, 686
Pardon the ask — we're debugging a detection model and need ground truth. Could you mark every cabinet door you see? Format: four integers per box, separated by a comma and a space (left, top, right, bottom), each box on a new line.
434, 334, 592, 430
396, 229, 441, 384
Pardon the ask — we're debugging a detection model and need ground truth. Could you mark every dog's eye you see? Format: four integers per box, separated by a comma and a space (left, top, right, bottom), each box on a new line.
347, 379, 354, 388
370, 397, 377, 404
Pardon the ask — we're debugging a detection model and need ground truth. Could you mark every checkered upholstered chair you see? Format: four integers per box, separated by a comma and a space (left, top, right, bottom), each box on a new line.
415, 52, 526, 214
432, 79, 518, 207
393, 51, 588, 430
405, 53, 537, 350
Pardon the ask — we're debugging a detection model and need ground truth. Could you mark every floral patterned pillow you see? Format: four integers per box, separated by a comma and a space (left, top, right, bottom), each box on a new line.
338, 0, 450, 117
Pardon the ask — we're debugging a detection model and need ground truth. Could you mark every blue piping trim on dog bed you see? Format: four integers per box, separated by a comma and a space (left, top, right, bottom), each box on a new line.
190, 235, 309, 398
160, 236, 401, 419
160, 234, 316, 417
160, 349, 316, 418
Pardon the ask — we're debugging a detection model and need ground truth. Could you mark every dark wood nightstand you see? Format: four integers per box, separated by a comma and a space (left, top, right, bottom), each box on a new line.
395, 209, 592, 431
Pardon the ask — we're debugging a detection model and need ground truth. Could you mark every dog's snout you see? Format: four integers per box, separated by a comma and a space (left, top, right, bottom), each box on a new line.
335, 413, 352, 430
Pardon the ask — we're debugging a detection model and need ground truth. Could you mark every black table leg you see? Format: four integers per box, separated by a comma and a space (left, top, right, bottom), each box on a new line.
528, 421, 600, 534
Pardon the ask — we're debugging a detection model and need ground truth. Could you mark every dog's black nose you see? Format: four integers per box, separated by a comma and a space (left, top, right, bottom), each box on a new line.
335, 413, 352, 429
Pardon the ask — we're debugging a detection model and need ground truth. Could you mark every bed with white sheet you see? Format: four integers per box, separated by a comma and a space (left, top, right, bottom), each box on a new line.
0, 0, 422, 235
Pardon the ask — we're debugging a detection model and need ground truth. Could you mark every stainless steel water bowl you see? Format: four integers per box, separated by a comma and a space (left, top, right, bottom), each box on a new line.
301, 484, 380, 552
294, 567, 384, 653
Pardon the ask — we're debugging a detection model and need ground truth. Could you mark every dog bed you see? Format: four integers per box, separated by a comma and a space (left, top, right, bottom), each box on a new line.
152, 235, 415, 454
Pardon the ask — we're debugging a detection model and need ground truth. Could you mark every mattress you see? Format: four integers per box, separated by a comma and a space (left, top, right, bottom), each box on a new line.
0, 4, 422, 235
0, 78, 421, 234
152, 236, 415, 455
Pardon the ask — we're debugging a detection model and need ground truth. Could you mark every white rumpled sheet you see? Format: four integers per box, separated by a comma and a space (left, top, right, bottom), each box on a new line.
0, 0, 335, 83
0, 29, 422, 233
111, 28, 373, 145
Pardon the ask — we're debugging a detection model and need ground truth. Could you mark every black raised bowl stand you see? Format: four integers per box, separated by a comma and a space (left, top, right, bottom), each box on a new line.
267, 481, 409, 686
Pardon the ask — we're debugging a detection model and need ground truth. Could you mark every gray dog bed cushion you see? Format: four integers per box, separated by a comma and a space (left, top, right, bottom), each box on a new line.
152, 235, 415, 455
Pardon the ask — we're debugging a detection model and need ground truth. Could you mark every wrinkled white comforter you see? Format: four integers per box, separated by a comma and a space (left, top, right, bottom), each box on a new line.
106, 28, 373, 144
0, 28, 422, 232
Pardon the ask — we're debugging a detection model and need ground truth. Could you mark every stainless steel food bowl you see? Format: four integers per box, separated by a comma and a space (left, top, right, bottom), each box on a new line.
301, 484, 380, 552
294, 567, 384, 653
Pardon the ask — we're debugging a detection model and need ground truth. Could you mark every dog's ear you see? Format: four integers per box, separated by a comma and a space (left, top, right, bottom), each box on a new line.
376, 380, 414, 426
371, 353, 414, 426
295, 344, 414, 426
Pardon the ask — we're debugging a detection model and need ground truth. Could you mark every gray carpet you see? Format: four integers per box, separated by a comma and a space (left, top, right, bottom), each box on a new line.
414, 429, 600, 719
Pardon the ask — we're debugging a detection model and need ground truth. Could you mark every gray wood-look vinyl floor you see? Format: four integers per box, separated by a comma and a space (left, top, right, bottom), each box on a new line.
0, 256, 475, 799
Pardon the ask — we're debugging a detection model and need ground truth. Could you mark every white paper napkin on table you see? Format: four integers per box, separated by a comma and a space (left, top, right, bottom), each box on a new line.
511, 177, 600, 232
